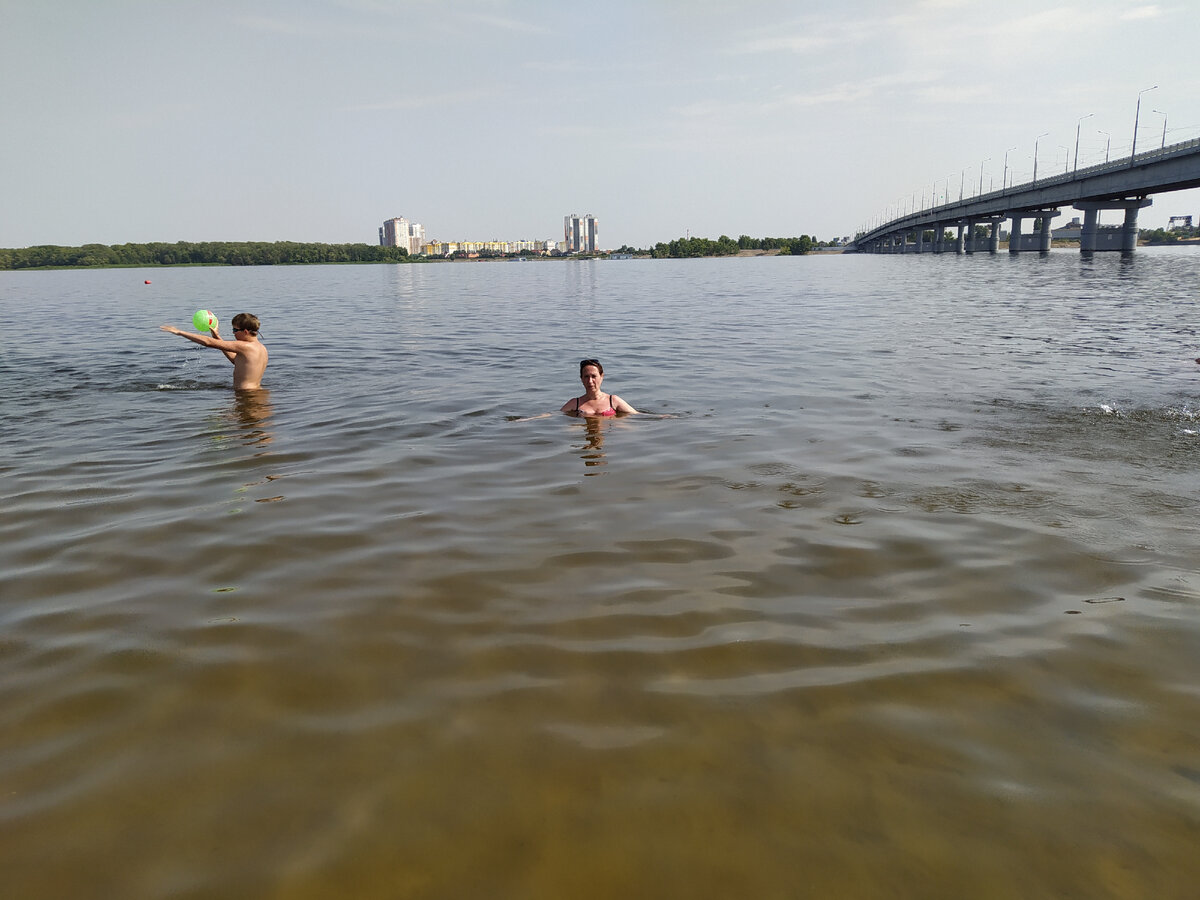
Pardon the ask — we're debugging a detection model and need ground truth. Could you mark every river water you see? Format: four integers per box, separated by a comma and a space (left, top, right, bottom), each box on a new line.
2, 252, 1199, 898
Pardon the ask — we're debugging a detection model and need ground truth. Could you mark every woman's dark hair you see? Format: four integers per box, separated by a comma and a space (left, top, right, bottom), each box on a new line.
580, 358, 603, 375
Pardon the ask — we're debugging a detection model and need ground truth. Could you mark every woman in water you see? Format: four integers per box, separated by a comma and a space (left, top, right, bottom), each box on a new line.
561, 358, 637, 416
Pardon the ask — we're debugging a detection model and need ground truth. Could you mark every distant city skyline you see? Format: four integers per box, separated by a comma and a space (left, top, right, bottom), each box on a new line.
2, 2, 1198, 248
379, 213, 601, 256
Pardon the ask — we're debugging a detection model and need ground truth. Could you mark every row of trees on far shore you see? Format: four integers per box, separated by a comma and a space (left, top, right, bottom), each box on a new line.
0, 241, 410, 270
1139, 225, 1198, 243
1, 233, 842, 269
647, 234, 816, 258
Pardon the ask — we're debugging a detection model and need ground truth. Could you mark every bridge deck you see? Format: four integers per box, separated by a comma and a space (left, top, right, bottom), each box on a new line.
859, 138, 1200, 246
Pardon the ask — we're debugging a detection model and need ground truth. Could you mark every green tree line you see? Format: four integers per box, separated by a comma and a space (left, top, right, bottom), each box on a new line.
0, 241, 410, 270
1139, 226, 1197, 244
649, 234, 815, 258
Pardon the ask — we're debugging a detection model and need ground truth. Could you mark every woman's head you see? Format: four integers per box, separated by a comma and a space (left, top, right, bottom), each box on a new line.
579, 358, 604, 393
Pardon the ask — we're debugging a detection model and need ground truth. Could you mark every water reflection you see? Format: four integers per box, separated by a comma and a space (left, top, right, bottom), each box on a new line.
230, 389, 274, 450
574, 416, 607, 473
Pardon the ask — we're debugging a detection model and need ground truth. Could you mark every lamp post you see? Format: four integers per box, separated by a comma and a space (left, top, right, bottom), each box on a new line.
1073, 113, 1094, 174
1002, 146, 1016, 190
1098, 130, 1110, 163
1058, 145, 1069, 174
1152, 109, 1167, 149
1032, 132, 1048, 185
959, 167, 966, 202
978, 157, 990, 196
1131, 84, 1158, 162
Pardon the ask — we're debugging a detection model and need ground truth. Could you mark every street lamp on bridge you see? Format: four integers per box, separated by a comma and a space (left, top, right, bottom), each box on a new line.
1058, 146, 1070, 175
1131, 84, 1158, 162
1098, 130, 1111, 163
959, 167, 967, 202
978, 157, 990, 196
1002, 146, 1016, 191
1032, 132, 1049, 185
1152, 109, 1167, 149
1073, 113, 1094, 174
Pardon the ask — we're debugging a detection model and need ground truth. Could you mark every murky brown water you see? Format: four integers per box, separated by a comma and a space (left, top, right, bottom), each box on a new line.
3, 253, 1200, 898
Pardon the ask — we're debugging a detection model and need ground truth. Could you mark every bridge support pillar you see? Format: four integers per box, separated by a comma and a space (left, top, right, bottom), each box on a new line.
1073, 198, 1152, 252
1038, 213, 1055, 252
916, 229, 925, 253
933, 227, 945, 254
1009, 215, 1023, 253
1123, 205, 1144, 252
1080, 208, 1099, 252
956, 224, 965, 255
970, 217, 1004, 253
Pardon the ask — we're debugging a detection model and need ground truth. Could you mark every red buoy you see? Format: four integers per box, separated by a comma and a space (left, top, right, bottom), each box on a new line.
144, 280, 152, 284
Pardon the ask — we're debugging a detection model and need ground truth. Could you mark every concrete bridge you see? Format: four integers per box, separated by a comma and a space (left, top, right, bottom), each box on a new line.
855, 136, 1200, 254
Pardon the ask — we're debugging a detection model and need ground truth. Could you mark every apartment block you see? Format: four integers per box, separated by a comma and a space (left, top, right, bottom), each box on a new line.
380, 217, 426, 255
564, 214, 598, 253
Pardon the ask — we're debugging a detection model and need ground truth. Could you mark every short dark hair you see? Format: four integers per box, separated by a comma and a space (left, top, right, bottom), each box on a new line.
231, 313, 260, 335
580, 358, 603, 375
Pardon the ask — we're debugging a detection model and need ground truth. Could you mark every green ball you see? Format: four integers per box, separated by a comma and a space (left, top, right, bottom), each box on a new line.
192, 309, 217, 332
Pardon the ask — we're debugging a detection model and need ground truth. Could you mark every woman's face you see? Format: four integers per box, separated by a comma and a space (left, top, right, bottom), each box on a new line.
580, 364, 603, 394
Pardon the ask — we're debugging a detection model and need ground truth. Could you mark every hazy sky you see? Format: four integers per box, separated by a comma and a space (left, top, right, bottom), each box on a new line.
3, 0, 1198, 249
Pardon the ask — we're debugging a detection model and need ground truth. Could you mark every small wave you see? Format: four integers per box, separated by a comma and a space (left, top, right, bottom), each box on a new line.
148, 381, 226, 392
1164, 406, 1199, 423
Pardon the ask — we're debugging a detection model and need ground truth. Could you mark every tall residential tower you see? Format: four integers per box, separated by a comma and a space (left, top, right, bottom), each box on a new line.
380, 216, 425, 255
564, 214, 598, 253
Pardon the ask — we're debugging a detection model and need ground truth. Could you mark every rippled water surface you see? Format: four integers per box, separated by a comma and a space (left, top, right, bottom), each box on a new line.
3, 252, 1200, 898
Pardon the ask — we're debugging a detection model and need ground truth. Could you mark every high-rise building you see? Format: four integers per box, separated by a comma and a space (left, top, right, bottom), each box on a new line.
380, 217, 426, 255
564, 213, 598, 253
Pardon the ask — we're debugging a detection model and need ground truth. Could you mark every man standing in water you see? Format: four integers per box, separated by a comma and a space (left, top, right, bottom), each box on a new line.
160, 313, 268, 390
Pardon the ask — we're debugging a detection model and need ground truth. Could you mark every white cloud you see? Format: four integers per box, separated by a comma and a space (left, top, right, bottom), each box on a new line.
1119, 4, 1163, 19
346, 88, 501, 111
728, 17, 877, 56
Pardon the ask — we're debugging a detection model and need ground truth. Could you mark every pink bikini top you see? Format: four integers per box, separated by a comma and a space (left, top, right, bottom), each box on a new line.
574, 394, 616, 416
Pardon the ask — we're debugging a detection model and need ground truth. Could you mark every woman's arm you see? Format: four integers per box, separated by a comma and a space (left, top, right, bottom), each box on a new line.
610, 394, 638, 414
